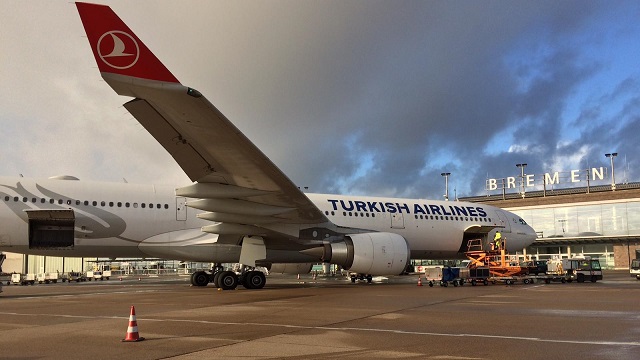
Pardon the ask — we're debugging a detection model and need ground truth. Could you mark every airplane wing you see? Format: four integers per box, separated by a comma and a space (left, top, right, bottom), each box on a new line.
75, 3, 328, 235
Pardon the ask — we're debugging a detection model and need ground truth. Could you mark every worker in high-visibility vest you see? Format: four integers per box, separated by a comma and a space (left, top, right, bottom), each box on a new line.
493, 231, 502, 250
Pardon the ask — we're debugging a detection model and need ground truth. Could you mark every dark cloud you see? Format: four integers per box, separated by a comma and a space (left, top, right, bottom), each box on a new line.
2, 1, 639, 200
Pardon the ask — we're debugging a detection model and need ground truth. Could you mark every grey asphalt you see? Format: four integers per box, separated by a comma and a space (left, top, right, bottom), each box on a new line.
0, 271, 639, 359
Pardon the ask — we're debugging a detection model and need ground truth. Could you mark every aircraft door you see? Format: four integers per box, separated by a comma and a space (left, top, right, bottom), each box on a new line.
26, 210, 75, 249
176, 197, 187, 221
391, 213, 405, 229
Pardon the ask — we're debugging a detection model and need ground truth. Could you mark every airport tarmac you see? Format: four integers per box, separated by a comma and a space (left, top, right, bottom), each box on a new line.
1, 271, 639, 360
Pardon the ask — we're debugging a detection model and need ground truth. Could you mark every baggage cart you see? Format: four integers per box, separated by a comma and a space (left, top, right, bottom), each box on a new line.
424, 266, 442, 287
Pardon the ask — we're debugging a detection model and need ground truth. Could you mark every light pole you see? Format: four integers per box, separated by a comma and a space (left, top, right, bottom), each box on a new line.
605, 153, 617, 191
441, 172, 451, 201
516, 163, 527, 198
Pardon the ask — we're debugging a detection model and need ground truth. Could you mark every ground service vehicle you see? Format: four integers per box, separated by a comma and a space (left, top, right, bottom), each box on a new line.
67, 271, 87, 282
11, 273, 36, 285
562, 257, 602, 283
630, 259, 640, 280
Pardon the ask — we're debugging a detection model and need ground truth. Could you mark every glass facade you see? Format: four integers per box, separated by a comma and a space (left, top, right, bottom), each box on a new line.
512, 201, 640, 238
508, 200, 640, 269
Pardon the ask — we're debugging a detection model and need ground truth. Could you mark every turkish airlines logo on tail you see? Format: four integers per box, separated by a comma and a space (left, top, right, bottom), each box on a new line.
97, 31, 140, 69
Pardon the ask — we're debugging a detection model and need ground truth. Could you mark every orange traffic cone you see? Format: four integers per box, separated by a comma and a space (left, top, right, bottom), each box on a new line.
417, 276, 423, 286
122, 305, 145, 342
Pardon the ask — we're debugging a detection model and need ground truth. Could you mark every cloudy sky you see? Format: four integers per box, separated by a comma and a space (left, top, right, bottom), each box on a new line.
1, 1, 639, 200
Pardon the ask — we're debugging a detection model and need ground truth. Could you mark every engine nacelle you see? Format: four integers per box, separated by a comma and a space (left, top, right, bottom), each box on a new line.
322, 232, 410, 275
267, 263, 313, 274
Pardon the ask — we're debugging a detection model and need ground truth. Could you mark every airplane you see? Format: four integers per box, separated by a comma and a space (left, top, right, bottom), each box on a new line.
0, 2, 537, 290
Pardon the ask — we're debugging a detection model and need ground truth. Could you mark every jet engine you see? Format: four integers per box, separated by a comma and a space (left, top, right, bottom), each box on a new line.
309, 232, 410, 275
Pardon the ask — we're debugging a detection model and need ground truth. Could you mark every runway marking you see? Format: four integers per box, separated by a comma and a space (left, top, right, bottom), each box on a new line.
1, 311, 639, 347
2, 289, 165, 300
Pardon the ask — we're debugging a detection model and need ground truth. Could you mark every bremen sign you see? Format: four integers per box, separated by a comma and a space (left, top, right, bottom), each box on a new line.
486, 167, 606, 191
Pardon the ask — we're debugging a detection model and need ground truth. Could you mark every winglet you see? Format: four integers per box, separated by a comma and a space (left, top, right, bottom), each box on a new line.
76, 2, 179, 83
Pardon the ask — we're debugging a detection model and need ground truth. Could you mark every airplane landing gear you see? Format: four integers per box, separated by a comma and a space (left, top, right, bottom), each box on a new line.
350, 273, 373, 284
241, 270, 266, 289
192, 265, 267, 290
190, 271, 209, 287
218, 271, 239, 290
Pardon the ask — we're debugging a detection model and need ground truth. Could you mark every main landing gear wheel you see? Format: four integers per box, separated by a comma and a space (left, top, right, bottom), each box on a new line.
242, 271, 266, 289
191, 271, 209, 287
213, 271, 223, 288
219, 271, 239, 290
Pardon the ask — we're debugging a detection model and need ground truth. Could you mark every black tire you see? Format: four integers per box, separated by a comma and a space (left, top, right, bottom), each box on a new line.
577, 273, 585, 283
523, 279, 530, 285
590, 276, 597, 283
243, 271, 266, 289
459, 280, 464, 286
213, 271, 223, 288
366, 275, 373, 284
429, 282, 434, 287
483, 279, 488, 286
471, 279, 477, 286
193, 271, 209, 287
453, 281, 458, 287
219, 271, 238, 290
189, 272, 197, 286
545, 279, 551, 284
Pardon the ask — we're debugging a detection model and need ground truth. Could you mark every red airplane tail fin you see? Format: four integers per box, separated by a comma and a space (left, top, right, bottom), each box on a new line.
76, 2, 179, 83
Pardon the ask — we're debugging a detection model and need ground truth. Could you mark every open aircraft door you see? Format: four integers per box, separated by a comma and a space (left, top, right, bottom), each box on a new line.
458, 225, 500, 253
25, 209, 75, 249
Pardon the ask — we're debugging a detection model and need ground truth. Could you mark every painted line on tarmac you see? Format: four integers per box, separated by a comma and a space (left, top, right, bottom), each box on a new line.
0, 311, 638, 347
3, 289, 164, 300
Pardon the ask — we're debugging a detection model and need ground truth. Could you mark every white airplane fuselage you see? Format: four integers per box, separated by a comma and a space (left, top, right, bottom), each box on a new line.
0, 176, 536, 264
